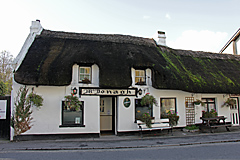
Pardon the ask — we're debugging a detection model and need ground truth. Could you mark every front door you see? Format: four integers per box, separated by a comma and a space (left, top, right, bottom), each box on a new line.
230, 97, 239, 126
100, 97, 115, 133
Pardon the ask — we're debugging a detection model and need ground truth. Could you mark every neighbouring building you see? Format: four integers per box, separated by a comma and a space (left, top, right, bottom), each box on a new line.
220, 28, 240, 55
11, 20, 240, 140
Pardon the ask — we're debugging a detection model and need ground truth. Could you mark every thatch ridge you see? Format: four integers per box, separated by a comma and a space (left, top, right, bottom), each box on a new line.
40, 30, 156, 47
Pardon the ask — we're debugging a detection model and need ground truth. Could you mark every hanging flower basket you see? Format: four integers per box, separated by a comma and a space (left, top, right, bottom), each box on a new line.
140, 93, 158, 106
222, 98, 236, 107
64, 93, 82, 111
193, 99, 205, 106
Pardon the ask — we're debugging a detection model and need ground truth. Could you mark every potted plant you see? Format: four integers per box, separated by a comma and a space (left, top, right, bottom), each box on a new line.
202, 109, 218, 118
140, 112, 152, 128
81, 77, 91, 84
193, 99, 205, 106
64, 93, 82, 111
167, 111, 179, 127
222, 98, 236, 107
140, 93, 158, 106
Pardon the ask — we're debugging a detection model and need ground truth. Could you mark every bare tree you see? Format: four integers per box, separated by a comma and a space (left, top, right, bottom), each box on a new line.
0, 50, 13, 95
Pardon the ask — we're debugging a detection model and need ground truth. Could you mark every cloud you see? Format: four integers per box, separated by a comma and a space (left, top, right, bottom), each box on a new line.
167, 30, 228, 53
143, 15, 150, 19
165, 13, 171, 20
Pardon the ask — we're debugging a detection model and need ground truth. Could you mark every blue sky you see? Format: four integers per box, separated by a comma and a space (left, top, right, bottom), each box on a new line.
1, 0, 240, 57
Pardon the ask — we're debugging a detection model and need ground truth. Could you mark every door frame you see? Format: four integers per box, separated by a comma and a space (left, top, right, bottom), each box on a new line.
100, 96, 117, 134
230, 97, 239, 126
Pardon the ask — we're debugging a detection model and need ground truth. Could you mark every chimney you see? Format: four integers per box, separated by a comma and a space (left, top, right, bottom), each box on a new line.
157, 31, 166, 46
30, 19, 42, 34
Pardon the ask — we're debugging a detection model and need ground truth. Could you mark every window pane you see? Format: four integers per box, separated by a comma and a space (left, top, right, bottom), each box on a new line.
135, 99, 153, 120
139, 70, 144, 76
201, 98, 216, 112
79, 75, 85, 81
135, 70, 145, 84
161, 98, 176, 119
62, 101, 84, 125
79, 67, 91, 82
85, 68, 90, 74
80, 68, 85, 73
135, 70, 140, 76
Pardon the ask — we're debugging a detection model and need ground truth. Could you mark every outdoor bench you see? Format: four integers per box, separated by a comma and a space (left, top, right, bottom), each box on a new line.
200, 116, 232, 133
136, 119, 171, 137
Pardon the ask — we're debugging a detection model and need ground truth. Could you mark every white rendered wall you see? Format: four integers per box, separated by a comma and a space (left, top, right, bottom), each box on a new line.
236, 37, 240, 55
11, 83, 100, 135
222, 42, 234, 54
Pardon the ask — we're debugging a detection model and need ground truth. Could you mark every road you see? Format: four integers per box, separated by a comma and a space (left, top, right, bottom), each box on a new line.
1, 142, 240, 160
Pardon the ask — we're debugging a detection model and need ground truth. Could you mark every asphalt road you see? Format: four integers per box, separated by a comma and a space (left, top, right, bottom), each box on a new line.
1, 142, 240, 160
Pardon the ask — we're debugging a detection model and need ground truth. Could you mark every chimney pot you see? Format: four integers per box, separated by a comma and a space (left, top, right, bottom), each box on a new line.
30, 20, 42, 34
157, 31, 166, 46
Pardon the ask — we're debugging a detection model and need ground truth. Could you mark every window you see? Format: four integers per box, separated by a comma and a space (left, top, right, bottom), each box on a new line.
61, 101, 84, 127
202, 98, 216, 112
135, 70, 145, 85
160, 98, 176, 119
79, 67, 91, 83
135, 99, 153, 120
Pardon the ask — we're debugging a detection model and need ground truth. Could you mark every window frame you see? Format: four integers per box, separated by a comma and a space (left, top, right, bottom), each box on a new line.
135, 69, 146, 85
135, 98, 153, 121
59, 101, 85, 127
160, 98, 177, 119
79, 66, 92, 83
201, 98, 216, 112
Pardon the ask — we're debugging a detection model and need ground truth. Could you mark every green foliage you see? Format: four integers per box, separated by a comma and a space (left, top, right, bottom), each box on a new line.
222, 98, 236, 107
167, 111, 179, 126
28, 92, 43, 109
0, 80, 7, 96
193, 99, 205, 106
0, 50, 13, 95
202, 109, 218, 118
11, 86, 44, 136
185, 125, 199, 130
141, 93, 158, 106
64, 93, 82, 111
140, 113, 152, 128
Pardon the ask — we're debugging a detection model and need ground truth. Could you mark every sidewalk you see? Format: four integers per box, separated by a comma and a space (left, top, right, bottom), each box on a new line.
1, 126, 240, 151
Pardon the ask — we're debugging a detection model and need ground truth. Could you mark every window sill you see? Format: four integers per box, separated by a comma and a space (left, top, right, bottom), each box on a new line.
59, 124, 85, 128
135, 83, 146, 85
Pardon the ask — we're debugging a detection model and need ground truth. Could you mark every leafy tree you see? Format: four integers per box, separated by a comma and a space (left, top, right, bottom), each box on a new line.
11, 86, 43, 136
0, 50, 13, 95
0, 79, 7, 96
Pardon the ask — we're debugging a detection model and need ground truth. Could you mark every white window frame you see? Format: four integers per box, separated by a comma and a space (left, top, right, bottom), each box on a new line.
135, 70, 146, 85
79, 66, 92, 83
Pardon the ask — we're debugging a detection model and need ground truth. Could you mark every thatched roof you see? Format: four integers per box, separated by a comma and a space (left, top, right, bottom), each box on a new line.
14, 29, 240, 94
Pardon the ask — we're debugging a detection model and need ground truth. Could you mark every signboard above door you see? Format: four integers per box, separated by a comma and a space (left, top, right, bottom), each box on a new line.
80, 88, 137, 96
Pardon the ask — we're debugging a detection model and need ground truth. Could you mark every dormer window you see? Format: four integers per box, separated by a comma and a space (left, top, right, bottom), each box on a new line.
135, 70, 146, 85
79, 67, 91, 84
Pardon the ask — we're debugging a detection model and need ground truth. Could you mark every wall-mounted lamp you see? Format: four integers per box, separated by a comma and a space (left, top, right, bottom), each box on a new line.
137, 88, 142, 96
72, 87, 78, 95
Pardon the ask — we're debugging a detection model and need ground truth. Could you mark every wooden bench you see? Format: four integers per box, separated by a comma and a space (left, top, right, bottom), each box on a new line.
137, 119, 171, 137
200, 117, 232, 133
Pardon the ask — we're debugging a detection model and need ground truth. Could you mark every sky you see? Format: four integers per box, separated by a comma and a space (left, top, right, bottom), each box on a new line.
1, 0, 240, 58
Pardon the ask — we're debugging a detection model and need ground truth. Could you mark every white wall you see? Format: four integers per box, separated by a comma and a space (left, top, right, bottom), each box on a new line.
117, 96, 138, 132
222, 42, 234, 54
11, 83, 100, 135
236, 37, 240, 55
